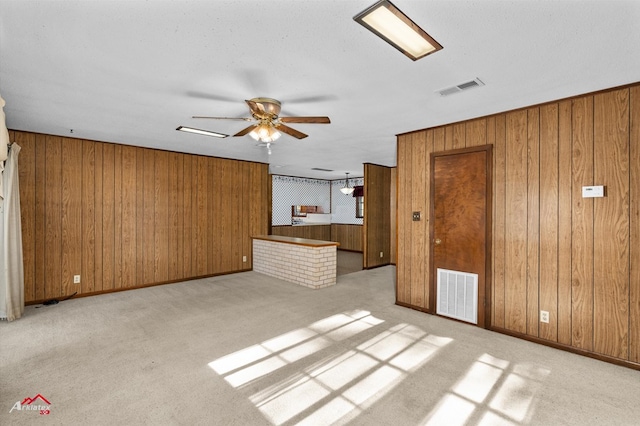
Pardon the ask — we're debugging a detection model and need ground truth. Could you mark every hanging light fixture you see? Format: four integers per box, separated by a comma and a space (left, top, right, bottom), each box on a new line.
340, 173, 355, 195
249, 120, 281, 143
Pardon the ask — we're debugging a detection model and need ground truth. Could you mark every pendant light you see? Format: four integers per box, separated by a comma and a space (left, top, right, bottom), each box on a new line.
340, 173, 355, 195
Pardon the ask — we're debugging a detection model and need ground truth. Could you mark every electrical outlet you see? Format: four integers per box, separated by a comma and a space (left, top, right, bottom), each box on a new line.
540, 310, 549, 323
242, 255, 247, 263
379, 251, 383, 258
73, 275, 81, 284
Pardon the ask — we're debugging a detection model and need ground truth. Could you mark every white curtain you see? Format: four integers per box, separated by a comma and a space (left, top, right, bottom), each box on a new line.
0, 143, 24, 321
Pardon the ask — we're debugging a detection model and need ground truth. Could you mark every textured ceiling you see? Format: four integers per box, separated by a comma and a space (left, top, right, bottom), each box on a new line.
1, 0, 639, 179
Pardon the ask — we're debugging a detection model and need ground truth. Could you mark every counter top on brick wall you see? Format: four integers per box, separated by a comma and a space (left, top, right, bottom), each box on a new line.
252, 235, 340, 248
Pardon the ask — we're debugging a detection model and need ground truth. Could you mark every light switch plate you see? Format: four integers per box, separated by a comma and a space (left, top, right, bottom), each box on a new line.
582, 185, 604, 198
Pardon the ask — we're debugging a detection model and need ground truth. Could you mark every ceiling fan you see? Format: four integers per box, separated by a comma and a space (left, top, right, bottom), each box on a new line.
193, 97, 330, 142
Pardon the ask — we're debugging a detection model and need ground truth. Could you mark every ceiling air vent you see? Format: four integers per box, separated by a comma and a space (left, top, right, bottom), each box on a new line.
437, 78, 484, 96
311, 167, 334, 172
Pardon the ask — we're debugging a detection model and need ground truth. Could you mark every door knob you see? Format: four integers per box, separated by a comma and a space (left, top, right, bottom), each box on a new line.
435, 238, 442, 245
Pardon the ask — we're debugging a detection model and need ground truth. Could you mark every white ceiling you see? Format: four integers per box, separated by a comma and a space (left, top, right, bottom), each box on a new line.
2, 0, 639, 179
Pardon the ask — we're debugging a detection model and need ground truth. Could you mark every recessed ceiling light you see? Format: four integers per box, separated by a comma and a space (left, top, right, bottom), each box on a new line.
176, 126, 228, 138
354, 0, 443, 61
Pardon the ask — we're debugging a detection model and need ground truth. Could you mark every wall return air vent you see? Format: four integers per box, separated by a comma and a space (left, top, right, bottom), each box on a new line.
437, 78, 484, 96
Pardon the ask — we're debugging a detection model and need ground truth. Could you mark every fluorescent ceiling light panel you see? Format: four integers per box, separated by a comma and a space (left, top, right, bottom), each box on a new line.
176, 126, 228, 138
354, 0, 442, 61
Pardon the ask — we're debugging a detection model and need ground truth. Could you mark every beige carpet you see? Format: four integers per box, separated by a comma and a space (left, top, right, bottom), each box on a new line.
337, 250, 363, 276
1, 266, 639, 425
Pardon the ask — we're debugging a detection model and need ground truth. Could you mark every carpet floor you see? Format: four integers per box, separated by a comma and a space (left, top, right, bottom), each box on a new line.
1, 266, 639, 425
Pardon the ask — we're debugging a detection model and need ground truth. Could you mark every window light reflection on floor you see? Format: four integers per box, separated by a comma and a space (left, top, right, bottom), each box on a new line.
422, 353, 551, 425
208, 309, 452, 425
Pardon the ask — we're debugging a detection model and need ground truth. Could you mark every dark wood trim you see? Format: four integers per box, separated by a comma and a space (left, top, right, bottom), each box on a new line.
26, 269, 252, 306
490, 326, 640, 371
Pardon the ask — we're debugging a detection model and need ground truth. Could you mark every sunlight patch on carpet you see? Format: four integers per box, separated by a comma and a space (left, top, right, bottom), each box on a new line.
208, 309, 453, 425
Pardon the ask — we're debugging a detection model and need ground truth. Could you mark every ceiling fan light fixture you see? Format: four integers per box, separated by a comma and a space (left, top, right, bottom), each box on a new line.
354, 0, 443, 61
340, 173, 355, 195
176, 126, 228, 138
250, 123, 281, 143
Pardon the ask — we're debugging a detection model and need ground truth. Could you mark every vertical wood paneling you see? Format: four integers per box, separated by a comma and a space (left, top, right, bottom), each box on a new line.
249, 163, 262, 266
182, 154, 193, 278
102, 143, 115, 291
593, 89, 629, 359
557, 100, 573, 345
16, 132, 36, 301
231, 160, 243, 270
491, 115, 506, 328
364, 164, 391, 269
539, 103, 559, 341
210, 158, 222, 273
504, 111, 528, 334
121, 146, 137, 288
61, 138, 83, 296
396, 135, 411, 303
190, 155, 199, 275
94, 143, 104, 292
154, 150, 169, 282
82, 141, 96, 294
526, 108, 540, 336
167, 152, 179, 281
571, 95, 594, 351
397, 136, 411, 303
410, 132, 427, 307
16, 132, 269, 304
466, 119, 487, 148
242, 162, 251, 268
196, 156, 208, 276
135, 147, 145, 286
34, 134, 46, 300
451, 123, 466, 149
630, 86, 640, 363
208, 158, 217, 273
44, 136, 62, 298
143, 148, 155, 284
175, 153, 185, 280
390, 167, 397, 265
429, 128, 445, 309
396, 82, 640, 367
113, 145, 123, 289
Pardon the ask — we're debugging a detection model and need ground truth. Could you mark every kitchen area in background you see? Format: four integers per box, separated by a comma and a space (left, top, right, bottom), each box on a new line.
270, 174, 364, 254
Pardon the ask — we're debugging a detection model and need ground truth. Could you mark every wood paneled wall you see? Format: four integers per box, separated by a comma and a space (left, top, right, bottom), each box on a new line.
270, 225, 331, 241
364, 163, 391, 268
390, 167, 397, 265
330, 224, 362, 252
396, 83, 640, 367
12, 131, 269, 303
270, 224, 362, 251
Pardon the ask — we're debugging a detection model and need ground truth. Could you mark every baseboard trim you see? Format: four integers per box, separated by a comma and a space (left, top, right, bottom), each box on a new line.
489, 326, 640, 371
394, 302, 640, 371
26, 269, 253, 306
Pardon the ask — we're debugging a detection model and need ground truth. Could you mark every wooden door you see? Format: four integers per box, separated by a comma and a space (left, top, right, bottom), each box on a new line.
430, 145, 492, 327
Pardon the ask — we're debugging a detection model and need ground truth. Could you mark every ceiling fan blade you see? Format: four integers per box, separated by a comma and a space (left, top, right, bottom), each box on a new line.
277, 124, 308, 139
192, 116, 253, 121
279, 116, 331, 124
185, 91, 238, 103
234, 124, 258, 137
285, 95, 337, 104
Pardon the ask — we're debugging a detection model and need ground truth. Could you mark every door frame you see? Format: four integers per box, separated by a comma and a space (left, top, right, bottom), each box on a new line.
429, 145, 493, 328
